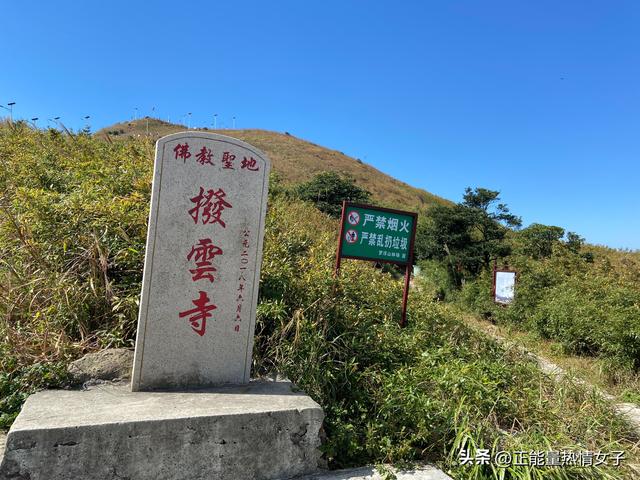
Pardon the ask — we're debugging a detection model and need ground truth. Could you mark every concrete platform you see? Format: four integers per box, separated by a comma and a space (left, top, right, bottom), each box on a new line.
0, 380, 323, 480
294, 465, 452, 479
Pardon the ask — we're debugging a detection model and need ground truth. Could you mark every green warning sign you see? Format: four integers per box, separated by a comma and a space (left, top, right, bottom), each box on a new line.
338, 203, 417, 265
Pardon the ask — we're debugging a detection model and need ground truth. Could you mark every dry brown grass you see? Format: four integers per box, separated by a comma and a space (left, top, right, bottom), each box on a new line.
96, 119, 450, 211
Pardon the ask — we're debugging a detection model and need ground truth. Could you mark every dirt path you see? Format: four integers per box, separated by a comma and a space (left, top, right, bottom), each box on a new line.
463, 313, 640, 434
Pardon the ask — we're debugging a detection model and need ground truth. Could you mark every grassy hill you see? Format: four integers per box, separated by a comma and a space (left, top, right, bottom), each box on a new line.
96, 118, 449, 211
3, 122, 640, 478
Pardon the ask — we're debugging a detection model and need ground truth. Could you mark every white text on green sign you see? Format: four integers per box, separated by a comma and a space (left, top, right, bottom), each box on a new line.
340, 205, 415, 264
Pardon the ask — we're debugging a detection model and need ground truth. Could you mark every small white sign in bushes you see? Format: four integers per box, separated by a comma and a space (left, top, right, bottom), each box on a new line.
493, 270, 516, 304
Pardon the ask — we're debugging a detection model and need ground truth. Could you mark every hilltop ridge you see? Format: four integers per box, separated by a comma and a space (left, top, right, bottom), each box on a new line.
96, 118, 449, 211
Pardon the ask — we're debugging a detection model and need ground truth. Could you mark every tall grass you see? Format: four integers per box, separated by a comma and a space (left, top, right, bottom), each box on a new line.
0, 123, 151, 426
1, 123, 639, 478
256, 198, 639, 478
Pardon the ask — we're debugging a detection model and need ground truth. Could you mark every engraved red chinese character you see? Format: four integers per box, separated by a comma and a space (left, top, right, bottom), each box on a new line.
188, 187, 233, 227
195, 146, 214, 165
222, 152, 235, 169
240, 156, 259, 171
174, 143, 191, 162
187, 238, 223, 282
178, 291, 216, 336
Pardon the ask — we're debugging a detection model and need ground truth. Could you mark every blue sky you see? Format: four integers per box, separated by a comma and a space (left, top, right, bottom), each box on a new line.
2, 1, 638, 249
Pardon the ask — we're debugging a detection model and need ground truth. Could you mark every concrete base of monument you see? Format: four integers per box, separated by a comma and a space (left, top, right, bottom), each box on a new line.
292, 465, 452, 480
0, 380, 324, 480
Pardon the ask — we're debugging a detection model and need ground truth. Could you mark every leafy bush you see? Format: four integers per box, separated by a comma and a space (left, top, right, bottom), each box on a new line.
295, 171, 371, 217
532, 276, 640, 367
517, 223, 565, 259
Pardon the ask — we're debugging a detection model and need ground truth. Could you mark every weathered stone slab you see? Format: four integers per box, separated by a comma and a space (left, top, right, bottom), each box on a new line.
131, 132, 270, 391
0, 381, 323, 480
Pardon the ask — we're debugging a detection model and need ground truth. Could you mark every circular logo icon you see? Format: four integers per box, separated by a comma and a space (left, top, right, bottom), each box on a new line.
347, 211, 360, 226
345, 229, 358, 244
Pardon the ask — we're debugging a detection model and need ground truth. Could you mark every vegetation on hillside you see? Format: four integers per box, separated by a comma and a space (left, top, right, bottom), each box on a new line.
416, 185, 640, 401
460, 241, 640, 391
0, 123, 151, 428
295, 171, 372, 217
416, 188, 521, 286
95, 118, 450, 211
2, 122, 640, 478
259, 199, 640, 479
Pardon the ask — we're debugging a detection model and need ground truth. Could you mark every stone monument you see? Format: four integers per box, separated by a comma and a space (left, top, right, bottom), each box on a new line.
0, 132, 325, 480
131, 131, 269, 390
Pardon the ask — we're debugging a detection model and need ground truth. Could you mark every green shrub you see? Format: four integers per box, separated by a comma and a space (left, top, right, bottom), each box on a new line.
295, 171, 371, 217
460, 242, 640, 373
